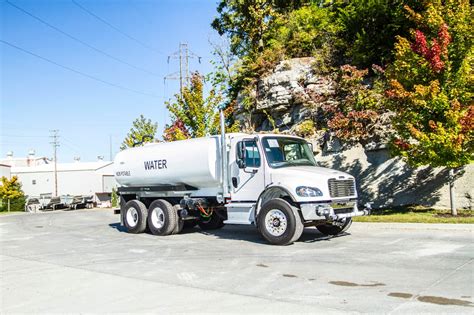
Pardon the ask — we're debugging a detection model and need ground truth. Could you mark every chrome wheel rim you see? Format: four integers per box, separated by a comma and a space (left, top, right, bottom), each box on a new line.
150, 207, 165, 229
126, 207, 139, 227
265, 209, 287, 237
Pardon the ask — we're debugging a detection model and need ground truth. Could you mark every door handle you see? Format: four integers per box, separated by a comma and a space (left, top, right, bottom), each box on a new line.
232, 177, 238, 188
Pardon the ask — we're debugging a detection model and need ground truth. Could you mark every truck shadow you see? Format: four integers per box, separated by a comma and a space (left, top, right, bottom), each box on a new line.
299, 228, 351, 243
198, 225, 349, 245
109, 222, 128, 232
109, 222, 349, 244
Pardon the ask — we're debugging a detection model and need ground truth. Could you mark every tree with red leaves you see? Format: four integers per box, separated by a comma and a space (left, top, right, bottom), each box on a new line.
386, 0, 473, 215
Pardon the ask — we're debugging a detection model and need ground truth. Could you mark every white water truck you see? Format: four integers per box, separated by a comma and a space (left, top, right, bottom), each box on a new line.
114, 111, 370, 245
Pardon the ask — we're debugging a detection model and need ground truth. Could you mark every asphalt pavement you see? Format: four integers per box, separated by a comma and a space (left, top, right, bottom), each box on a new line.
0, 209, 472, 314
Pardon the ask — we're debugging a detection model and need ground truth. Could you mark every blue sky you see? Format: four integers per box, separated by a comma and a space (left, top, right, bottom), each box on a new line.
1, 0, 219, 162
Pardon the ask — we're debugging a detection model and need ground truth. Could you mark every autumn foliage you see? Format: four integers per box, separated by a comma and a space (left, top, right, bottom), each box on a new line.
386, 0, 473, 168
327, 64, 388, 144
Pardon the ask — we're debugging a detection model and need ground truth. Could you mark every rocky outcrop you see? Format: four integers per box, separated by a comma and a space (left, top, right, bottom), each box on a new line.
234, 57, 473, 210
235, 57, 336, 133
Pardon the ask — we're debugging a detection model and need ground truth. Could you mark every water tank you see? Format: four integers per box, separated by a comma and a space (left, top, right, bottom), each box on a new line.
114, 136, 222, 188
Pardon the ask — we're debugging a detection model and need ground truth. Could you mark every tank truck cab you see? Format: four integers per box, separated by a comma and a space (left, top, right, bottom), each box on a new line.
223, 133, 370, 245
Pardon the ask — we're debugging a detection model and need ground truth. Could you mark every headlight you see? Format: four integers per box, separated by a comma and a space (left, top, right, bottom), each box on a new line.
296, 186, 323, 197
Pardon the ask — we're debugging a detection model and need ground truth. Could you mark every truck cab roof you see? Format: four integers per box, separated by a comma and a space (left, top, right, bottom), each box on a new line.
228, 133, 306, 141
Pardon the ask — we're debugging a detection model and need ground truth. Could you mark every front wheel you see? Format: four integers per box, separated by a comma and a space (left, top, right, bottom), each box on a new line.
257, 198, 304, 246
317, 218, 352, 236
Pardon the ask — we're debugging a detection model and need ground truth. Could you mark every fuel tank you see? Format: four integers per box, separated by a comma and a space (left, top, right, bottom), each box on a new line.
114, 136, 221, 188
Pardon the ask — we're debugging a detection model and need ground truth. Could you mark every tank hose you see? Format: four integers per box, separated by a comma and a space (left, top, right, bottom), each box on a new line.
197, 204, 213, 218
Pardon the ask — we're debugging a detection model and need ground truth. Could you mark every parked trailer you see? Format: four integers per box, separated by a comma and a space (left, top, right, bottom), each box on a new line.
114, 112, 370, 245
69, 195, 94, 210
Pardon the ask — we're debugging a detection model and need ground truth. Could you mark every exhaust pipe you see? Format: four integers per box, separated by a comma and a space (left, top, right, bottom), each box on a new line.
219, 108, 228, 198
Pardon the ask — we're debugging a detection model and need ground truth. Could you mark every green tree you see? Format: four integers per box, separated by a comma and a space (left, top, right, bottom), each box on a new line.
164, 73, 224, 141
270, 3, 339, 59
335, 0, 423, 68
111, 187, 118, 208
212, 0, 283, 56
386, 0, 473, 215
120, 115, 158, 150
0, 176, 25, 212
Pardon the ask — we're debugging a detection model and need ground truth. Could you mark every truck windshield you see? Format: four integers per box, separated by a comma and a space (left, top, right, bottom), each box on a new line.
262, 137, 316, 168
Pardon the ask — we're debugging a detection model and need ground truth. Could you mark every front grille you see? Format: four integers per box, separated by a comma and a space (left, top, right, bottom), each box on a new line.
328, 178, 355, 198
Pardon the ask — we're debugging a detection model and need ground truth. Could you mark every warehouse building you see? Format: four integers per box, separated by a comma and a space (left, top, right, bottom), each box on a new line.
0, 152, 116, 206
0, 164, 11, 180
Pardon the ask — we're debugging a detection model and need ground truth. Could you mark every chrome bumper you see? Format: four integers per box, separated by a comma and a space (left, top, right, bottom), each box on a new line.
300, 201, 371, 221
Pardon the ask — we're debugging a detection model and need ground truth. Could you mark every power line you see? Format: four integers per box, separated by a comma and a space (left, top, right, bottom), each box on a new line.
72, 0, 163, 55
1, 134, 49, 138
0, 39, 160, 98
5, 0, 161, 77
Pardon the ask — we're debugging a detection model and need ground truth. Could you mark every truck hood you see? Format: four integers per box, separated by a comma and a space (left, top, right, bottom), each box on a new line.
269, 166, 356, 201
271, 166, 354, 181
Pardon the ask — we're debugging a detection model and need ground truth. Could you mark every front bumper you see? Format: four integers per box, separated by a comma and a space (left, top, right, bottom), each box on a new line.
300, 200, 370, 221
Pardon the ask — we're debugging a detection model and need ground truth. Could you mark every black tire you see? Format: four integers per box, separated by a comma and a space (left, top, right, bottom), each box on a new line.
122, 200, 148, 234
198, 212, 225, 230
147, 199, 178, 236
172, 205, 184, 235
317, 218, 352, 236
257, 198, 304, 246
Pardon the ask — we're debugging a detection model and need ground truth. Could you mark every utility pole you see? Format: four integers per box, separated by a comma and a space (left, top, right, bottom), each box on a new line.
165, 42, 201, 97
49, 130, 60, 196
109, 135, 112, 161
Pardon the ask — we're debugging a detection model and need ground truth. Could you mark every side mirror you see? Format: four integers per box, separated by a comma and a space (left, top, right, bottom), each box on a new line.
237, 142, 247, 168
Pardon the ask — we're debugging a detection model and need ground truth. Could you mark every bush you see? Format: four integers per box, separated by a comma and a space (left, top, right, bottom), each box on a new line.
0, 176, 26, 212
0, 196, 26, 212
295, 120, 316, 137
325, 65, 389, 144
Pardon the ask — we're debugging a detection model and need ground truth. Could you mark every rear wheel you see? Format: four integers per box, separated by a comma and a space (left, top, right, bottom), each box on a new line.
172, 205, 184, 234
317, 218, 352, 236
257, 198, 304, 246
147, 199, 178, 236
123, 200, 148, 234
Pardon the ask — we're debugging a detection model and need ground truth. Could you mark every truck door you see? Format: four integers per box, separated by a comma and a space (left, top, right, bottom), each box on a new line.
230, 139, 265, 201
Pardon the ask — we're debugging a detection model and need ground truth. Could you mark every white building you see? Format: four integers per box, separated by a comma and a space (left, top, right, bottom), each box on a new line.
0, 152, 116, 205
11, 162, 116, 197
0, 164, 11, 180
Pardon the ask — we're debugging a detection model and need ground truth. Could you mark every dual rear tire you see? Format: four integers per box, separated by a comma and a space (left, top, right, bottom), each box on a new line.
147, 200, 183, 235
122, 199, 182, 235
123, 200, 148, 234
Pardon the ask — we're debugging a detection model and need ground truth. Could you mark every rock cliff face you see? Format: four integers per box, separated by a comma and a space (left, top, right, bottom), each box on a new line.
235, 57, 333, 134
234, 58, 473, 210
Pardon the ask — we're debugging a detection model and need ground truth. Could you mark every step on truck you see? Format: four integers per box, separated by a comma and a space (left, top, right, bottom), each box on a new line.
114, 111, 370, 245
